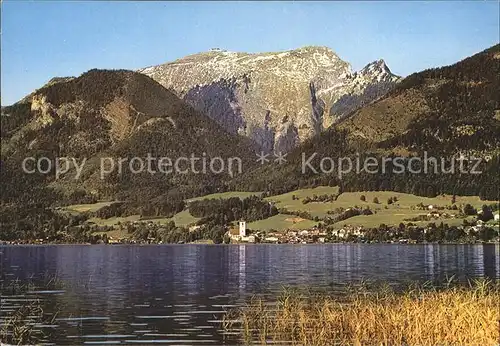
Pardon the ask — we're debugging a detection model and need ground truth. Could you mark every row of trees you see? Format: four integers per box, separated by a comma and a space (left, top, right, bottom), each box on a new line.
301, 194, 338, 204
190, 196, 278, 226
93, 200, 186, 219
463, 204, 496, 222
0, 204, 113, 243
125, 221, 229, 244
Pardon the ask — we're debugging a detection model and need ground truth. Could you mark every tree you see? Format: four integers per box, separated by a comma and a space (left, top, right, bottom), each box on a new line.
478, 227, 497, 242
362, 208, 373, 215
426, 186, 436, 198
463, 204, 477, 216
478, 205, 494, 222
210, 225, 226, 244
373, 197, 379, 204
360, 195, 366, 202
324, 229, 331, 242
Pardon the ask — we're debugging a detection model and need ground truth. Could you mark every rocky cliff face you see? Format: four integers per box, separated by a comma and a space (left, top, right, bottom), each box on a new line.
139, 46, 400, 152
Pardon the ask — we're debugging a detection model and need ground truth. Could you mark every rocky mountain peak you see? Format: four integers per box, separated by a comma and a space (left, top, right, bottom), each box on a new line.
358, 59, 398, 82
139, 47, 401, 152
289, 45, 341, 57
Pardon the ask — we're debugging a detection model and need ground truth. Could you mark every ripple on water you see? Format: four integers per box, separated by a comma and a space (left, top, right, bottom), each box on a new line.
31, 324, 59, 328
177, 310, 225, 315
81, 335, 136, 338
144, 333, 188, 337
2, 297, 42, 302
57, 317, 110, 322
27, 290, 66, 294
212, 304, 237, 308
124, 340, 218, 344
135, 315, 190, 319
208, 294, 231, 300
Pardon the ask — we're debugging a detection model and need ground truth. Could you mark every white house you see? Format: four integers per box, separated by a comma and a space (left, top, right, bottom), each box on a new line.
241, 235, 256, 243
264, 236, 279, 243
494, 213, 499, 221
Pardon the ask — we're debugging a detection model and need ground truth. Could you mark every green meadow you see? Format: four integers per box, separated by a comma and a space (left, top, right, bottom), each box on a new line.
186, 191, 261, 202
140, 209, 200, 227
60, 201, 115, 215
247, 213, 318, 232
61, 186, 497, 232
266, 187, 497, 229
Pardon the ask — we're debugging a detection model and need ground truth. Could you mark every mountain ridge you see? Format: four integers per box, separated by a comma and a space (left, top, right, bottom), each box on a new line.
139, 46, 401, 152
1, 69, 258, 208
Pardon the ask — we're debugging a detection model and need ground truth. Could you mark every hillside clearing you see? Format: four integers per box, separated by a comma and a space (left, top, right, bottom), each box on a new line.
247, 214, 318, 232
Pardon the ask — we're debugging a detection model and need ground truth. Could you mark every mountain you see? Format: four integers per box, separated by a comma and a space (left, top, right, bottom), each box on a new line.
138, 46, 400, 153
339, 44, 500, 156
1, 69, 257, 209
231, 44, 500, 200
2, 45, 497, 227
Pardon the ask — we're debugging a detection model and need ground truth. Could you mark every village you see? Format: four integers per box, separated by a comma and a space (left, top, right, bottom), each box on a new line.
227, 214, 499, 245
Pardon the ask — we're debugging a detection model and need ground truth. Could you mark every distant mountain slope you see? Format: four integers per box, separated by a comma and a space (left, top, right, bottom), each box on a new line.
1, 69, 257, 208
231, 45, 500, 200
139, 46, 400, 152
339, 44, 500, 156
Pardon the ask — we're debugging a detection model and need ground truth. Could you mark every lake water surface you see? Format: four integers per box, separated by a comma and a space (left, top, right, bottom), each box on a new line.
1, 244, 499, 345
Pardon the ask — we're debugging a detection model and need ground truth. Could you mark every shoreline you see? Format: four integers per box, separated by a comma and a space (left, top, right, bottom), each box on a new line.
1, 241, 499, 246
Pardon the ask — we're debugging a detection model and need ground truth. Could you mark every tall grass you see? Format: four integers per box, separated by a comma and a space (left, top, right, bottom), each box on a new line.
223, 279, 500, 345
1, 275, 62, 345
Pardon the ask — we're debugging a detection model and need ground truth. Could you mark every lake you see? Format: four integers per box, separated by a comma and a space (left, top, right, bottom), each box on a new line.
1, 244, 499, 345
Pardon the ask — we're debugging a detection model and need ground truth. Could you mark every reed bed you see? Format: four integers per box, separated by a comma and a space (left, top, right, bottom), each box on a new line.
1, 275, 62, 345
223, 280, 500, 345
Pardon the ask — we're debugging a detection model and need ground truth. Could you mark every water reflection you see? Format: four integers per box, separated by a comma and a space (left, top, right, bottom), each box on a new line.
1, 244, 498, 345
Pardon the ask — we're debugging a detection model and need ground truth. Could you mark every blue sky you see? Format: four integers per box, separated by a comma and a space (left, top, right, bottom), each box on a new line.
1, 1, 498, 105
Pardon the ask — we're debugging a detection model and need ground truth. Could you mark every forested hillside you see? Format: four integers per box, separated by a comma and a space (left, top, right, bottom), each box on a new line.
1, 69, 258, 236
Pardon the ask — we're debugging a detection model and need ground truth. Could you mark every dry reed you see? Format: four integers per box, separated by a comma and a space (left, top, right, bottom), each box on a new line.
223, 279, 500, 345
